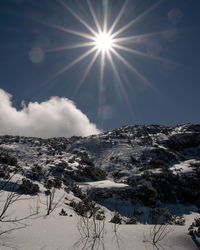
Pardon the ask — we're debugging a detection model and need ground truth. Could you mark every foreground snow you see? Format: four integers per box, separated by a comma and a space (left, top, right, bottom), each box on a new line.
0, 193, 199, 250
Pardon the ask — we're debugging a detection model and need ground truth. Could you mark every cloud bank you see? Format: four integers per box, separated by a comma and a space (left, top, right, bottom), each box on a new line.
0, 89, 100, 138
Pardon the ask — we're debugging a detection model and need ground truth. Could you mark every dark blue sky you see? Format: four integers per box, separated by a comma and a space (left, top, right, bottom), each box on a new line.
0, 0, 200, 132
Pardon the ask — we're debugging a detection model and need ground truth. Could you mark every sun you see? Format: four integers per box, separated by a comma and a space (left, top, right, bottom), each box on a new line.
94, 32, 113, 52
42, 0, 170, 111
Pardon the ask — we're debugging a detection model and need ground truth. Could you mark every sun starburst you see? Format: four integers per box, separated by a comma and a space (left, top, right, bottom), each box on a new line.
94, 32, 113, 52
39, 0, 174, 116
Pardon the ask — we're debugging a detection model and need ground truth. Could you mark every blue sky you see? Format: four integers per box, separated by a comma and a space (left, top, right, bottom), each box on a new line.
0, 0, 200, 136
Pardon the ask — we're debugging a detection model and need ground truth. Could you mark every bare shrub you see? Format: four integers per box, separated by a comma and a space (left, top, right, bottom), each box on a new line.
44, 188, 65, 216
77, 211, 105, 239
75, 197, 106, 239
143, 224, 172, 248
110, 211, 122, 233
0, 179, 39, 238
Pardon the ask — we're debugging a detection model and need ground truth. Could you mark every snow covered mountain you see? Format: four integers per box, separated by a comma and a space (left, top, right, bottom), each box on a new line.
0, 124, 200, 249
1, 124, 200, 209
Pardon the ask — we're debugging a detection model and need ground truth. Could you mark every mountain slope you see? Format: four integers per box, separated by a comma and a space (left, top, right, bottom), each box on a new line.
1, 124, 200, 212
0, 124, 200, 249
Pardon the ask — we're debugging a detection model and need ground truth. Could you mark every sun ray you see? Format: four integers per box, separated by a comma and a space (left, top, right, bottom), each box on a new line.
45, 42, 95, 53
108, 0, 129, 35
111, 0, 163, 38
73, 49, 100, 97
81, 49, 100, 84
39, 20, 94, 40
37, 0, 170, 116
98, 51, 106, 116
87, 0, 102, 33
112, 43, 174, 64
58, 0, 98, 36
110, 47, 151, 87
100, 51, 106, 85
48, 47, 96, 83
107, 51, 133, 114
103, 0, 108, 32
112, 30, 175, 44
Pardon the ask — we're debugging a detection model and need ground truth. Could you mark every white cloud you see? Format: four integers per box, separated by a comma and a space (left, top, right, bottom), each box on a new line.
0, 88, 100, 138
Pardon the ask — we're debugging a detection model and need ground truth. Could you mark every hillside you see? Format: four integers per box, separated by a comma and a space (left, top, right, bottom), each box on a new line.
0, 124, 200, 249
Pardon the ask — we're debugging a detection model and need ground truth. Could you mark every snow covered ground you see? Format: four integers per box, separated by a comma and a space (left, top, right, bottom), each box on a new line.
0, 124, 200, 249
0, 194, 199, 250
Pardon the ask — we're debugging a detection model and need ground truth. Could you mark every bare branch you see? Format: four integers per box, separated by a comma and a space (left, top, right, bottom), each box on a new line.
45, 188, 65, 216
